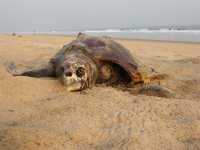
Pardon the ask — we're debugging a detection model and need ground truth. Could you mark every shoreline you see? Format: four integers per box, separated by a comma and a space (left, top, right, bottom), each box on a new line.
1, 33, 199, 44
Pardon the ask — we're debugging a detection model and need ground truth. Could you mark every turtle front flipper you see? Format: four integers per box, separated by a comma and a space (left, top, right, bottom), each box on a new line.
4, 61, 55, 78
127, 85, 175, 98
16, 67, 55, 78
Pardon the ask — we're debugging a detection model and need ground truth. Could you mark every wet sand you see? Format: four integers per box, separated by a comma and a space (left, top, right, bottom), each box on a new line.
0, 34, 200, 149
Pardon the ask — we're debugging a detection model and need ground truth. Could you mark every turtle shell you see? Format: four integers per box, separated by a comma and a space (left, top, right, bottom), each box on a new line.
76, 33, 149, 82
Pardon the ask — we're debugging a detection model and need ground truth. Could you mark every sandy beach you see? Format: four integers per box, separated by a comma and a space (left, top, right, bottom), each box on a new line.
0, 34, 200, 149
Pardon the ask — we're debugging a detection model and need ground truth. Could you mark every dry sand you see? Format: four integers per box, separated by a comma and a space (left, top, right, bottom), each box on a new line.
0, 34, 200, 150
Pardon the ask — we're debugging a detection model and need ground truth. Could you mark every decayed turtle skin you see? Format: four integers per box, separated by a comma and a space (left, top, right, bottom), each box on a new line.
4, 33, 173, 97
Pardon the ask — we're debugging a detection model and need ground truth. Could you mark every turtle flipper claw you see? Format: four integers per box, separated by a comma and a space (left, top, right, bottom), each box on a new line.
4, 61, 17, 75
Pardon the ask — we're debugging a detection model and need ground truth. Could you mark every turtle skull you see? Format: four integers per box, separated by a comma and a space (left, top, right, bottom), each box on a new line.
60, 62, 88, 91
58, 51, 98, 91
62, 67, 88, 91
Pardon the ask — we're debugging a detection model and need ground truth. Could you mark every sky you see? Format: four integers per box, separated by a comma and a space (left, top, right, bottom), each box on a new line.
0, 0, 200, 33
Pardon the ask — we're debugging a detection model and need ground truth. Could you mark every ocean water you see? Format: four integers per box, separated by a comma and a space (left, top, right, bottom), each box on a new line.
21, 25, 200, 43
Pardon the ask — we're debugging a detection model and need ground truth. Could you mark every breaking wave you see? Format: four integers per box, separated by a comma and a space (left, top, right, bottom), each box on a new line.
16, 27, 200, 42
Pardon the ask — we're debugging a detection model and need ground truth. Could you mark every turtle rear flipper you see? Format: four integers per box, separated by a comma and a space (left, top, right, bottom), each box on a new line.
127, 85, 176, 98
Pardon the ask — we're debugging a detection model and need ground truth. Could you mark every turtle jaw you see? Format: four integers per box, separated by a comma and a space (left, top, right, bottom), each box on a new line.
61, 73, 83, 91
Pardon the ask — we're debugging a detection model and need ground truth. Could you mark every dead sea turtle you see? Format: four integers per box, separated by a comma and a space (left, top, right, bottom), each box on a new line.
4, 33, 173, 97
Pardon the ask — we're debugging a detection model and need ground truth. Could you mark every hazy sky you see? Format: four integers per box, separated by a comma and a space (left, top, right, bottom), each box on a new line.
0, 0, 200, 33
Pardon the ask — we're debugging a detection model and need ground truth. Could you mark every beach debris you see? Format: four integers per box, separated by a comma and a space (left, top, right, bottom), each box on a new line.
5, 33, 172, 97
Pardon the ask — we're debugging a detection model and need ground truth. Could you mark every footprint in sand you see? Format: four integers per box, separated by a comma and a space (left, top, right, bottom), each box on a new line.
177, 133, 200, 150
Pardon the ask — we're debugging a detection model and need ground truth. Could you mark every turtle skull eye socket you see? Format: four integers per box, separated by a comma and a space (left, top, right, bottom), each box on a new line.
76, 67, 85, 78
